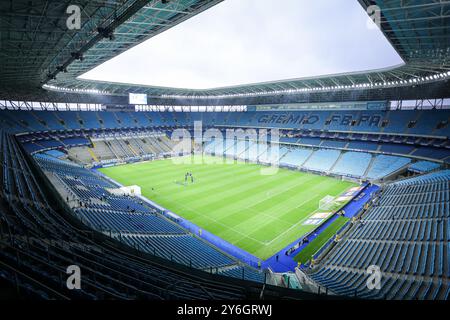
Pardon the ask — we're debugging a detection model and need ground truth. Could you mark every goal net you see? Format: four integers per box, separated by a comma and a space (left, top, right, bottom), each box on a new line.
319, 195, 335, 210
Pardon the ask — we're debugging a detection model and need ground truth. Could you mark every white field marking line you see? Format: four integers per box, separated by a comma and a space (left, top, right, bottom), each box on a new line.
136, 161, 352, 249
215, 175, 320, 229
152, 175, 334, 249
243, 196, 319, 247
197, 172, 326, 238
138, 165, 223, 181
226, 205, 295, 254
147, 188, 267, 245
169, 166, 258, 201
213, 179, 337, 249
229, 178, 336, 237
172, 167, 282, 206
150, 172, 311, 247
264, 182, 353, 246
135, 161, 265, 210
173, 174, 317, 247
264, 202, 320, 246
198, 203, 291, 245
148, 162, 255, 198
197, 180, 312, 228
191, 170, 319, 223
200, 203, 291, 235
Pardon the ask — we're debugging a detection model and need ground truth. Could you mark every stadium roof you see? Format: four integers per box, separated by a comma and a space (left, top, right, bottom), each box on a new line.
78, 0, 404, 90
1, 0, 449, 99
0, 1, 221, 88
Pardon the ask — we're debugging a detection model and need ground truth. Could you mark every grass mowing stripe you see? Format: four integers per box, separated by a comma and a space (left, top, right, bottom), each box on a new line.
99, 155, 358, 260
195, 170, 304, 216
219, 177, 332, 237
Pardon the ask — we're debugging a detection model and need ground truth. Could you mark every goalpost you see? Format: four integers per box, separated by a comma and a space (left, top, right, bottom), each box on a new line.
319, 195, 335, 210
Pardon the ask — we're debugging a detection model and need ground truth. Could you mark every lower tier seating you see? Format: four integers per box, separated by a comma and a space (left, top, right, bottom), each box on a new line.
366, 155, 412, 180
308, 170, 450, 300
0, 130, 257, 299
34, 154, 260, 276
118, 234, 235, 269
409, 161, 442, 173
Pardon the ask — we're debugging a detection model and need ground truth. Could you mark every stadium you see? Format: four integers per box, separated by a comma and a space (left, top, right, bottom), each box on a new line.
0, 0, 449, 303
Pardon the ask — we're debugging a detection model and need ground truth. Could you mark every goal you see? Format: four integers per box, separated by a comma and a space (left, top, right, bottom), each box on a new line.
319, 195, 335, 210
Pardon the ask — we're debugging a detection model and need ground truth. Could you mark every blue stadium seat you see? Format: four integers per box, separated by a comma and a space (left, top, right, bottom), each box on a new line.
303, 149, 341, 172
308, 170, 450, 300
331, 152, 372, 177
409, 161, 441, 173
366, 155, 411, 179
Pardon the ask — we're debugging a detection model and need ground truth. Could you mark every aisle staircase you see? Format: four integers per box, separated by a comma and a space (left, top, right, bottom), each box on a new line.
125, 140, 139, 156
88, 148, 99, 162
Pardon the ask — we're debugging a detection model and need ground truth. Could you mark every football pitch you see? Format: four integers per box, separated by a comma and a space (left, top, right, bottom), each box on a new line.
99, 155, 357, 260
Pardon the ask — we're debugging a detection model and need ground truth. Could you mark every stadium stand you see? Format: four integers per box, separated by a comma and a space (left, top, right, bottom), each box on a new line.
0, 130, 303, 300
0, 132, 245, 299
308, 170, 450, 300
409, 161, 442, 173
365, 155, 412, 180
331, 152, 373, 178
119, 234, 235, 269
0, 93, 449, 302
0, 0, 449, 301
34, 154, 263, 274
218, 266, 266, 283
279, 148, 313, 167
303, 149, 342, 172
5, 108, 447, 184
4, 109, 450, 165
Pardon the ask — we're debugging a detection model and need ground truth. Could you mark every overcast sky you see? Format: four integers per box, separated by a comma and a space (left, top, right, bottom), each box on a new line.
80, 0, 403, 89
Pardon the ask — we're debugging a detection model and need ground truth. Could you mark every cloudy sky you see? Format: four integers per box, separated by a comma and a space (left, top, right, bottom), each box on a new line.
80, 0, 403, 89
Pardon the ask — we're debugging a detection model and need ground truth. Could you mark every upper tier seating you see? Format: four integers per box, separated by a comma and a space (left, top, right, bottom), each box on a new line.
412, 147, 450, 161
321, 140, 348, 149
379, 143, 416, 155
1, 109, 449, 137
298, 137, 322, 146
2, 109, 448, 177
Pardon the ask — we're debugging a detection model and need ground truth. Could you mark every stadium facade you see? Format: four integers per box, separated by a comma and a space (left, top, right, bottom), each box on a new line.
0, 0, 449, 301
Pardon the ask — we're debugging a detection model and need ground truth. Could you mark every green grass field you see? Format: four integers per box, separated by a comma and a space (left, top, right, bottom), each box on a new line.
99, 155, 357, 260
293, 216, 349, 264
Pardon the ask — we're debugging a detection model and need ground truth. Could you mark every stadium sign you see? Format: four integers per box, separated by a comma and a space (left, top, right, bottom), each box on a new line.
257, 112, 383, 127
